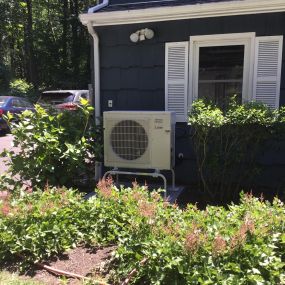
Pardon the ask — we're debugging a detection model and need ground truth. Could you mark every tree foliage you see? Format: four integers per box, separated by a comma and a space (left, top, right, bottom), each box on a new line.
0, 0, 91, 93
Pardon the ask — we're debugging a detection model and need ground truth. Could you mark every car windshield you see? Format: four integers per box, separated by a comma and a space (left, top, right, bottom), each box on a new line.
0, 97, 8, 107
38, 92, 74, 105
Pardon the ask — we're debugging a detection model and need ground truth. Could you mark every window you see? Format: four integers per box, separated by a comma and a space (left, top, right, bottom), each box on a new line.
11, 98, 33, 108
76, 92, 89, 103
190, 33, 255, 109
198, 45, 244, 108
11, 99, 21, 108
80, 92, 88, 100
20, 99, 34, 108
165, 33, 283, 122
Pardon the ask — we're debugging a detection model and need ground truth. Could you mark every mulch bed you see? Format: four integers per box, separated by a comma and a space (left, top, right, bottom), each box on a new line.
32, 246, 115, 284
17, 246, 115, 285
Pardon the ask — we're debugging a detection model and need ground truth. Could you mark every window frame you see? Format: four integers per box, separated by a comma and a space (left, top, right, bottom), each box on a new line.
11, 99, 22, 108
189, 33, 255, 108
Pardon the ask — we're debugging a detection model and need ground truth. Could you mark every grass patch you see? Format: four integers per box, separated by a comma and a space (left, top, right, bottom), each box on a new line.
0, 271, 43, 285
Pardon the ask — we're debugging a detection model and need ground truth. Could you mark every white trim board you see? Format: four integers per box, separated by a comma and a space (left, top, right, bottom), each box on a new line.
79, 0, 285, 27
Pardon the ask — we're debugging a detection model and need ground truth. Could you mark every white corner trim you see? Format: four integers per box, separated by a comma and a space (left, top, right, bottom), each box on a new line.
79, 0, 285, 26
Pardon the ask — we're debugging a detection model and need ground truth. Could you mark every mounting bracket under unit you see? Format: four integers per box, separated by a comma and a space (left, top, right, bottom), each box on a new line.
103, 168, 176, 198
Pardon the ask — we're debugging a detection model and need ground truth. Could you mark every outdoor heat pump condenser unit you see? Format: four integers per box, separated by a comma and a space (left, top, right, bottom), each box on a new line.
103, 111, 175, 170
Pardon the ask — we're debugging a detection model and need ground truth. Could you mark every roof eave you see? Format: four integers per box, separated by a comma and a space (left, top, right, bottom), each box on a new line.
79, 0, 285, 27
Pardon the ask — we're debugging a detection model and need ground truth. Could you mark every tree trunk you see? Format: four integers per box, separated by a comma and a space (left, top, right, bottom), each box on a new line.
70, 0, 80, 88
62, 0, 69, 74
24, 0, 38, 88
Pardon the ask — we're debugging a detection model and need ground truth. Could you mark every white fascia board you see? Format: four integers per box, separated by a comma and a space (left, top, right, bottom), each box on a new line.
79, 0, 285, 26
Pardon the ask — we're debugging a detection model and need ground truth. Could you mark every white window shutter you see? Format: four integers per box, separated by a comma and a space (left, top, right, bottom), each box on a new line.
253, 36, 283, 109
165, 42, 189, 122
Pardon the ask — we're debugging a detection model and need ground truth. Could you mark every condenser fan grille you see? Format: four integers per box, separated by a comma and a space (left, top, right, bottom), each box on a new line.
110, 120, 148, 160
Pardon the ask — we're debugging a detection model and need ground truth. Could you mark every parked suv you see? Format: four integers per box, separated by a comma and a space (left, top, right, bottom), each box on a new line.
37, 90, 90, 110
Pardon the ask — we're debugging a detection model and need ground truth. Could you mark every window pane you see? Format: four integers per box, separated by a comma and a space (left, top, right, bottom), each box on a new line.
12, 99, 21, 108
38, 92, 74, 105
20, 99, 33, 108
0, 97, 8, 107
198, 45, 244, 108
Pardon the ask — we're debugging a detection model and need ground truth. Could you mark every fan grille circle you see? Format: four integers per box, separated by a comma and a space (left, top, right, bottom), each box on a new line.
110, 120, 148, 161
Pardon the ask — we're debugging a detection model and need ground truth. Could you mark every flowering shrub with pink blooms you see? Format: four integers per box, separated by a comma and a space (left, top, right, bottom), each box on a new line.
0, 182, 285, 284
0, 187, 86, 263
98, 183, 285, 284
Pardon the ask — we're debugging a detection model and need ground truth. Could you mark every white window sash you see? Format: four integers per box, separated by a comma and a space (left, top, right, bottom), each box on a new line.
189, 33, 255, 108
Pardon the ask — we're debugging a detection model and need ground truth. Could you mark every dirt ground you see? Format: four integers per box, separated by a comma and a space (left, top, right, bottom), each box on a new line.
23, 246, 115, 285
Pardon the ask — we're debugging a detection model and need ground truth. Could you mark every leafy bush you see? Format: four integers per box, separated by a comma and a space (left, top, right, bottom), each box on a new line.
0, 187, 85, 263
9, 79, 33, 96
188, 99, 285, 201
3, 100, 102, 188
94, 183, 285, 285
1, 183, 284, 284
9, 79, 38, 102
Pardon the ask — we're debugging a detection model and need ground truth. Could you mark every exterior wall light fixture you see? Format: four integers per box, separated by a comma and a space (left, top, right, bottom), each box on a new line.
130, 28, 154, 43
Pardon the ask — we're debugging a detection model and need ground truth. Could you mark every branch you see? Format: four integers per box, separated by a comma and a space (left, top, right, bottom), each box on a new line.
121, 257, 148, 285
16, 253, 110, 285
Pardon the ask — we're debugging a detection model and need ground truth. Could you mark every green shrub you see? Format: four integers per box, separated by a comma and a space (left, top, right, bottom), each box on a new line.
1, 183, 284, 284
188, 99, 285, 202
3, 100, 102, 188
9, 79, 33, 96
96, 184, 285, 285
9, 79, 38, 102
0, 187, 85, 263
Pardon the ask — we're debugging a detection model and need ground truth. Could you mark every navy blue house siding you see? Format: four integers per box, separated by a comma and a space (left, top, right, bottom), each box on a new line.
98, 12, 285, 111
96, 12, 285, 189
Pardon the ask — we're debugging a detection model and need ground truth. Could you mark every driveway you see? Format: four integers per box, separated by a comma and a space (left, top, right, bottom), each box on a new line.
0, 134, 14, 174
